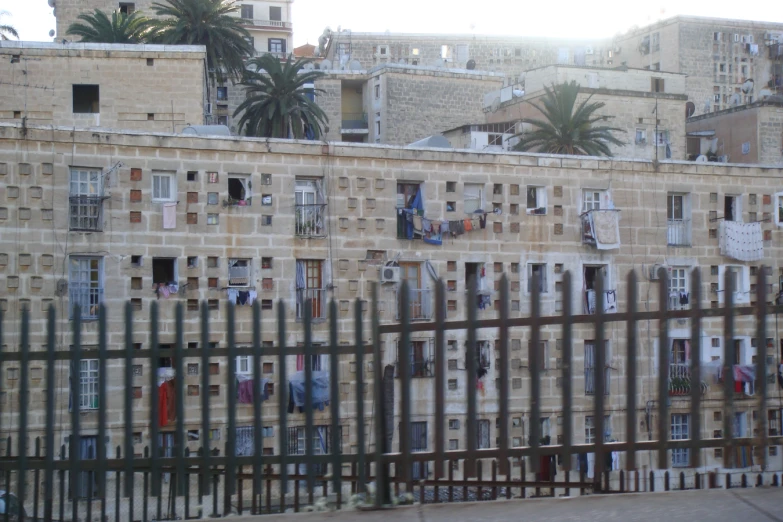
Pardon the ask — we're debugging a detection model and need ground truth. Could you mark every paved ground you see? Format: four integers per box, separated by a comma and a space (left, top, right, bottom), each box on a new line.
233, 488, 783, 521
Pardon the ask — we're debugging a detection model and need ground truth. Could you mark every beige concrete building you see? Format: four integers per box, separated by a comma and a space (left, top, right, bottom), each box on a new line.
686, 99, 783, 165
480, 65, 688, 160
0, 41, 206, 132
52, 0, 295, 59
612, 16, 783, 116
1, 122, 782, 494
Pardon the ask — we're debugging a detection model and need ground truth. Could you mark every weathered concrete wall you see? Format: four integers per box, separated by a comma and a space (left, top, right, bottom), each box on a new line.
758, 106, 783, 166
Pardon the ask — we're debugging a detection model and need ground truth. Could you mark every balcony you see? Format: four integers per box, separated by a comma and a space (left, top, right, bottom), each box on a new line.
667, 219, 691, 246
69, 287, 104, 320
580, 209, 621, 249
241, 19, 292, 30
396, 288, 433, 322
394, 356, 435, 378
296, 288, 326, 320
295, 204, 326, 237
69, 195, 104, 232
668, 363, 691, 396
341, 112, 369, 133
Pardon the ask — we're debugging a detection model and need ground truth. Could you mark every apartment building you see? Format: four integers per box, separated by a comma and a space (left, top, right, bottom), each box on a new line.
1, 122, 782, 486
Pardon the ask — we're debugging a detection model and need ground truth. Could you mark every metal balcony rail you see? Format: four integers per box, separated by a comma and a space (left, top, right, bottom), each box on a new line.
69, 195, 104, 232
394, 357, 435, 378
296, 288, 326, 319
669, 363, 692, 395
294, 204, 326, 237
0, 267, 782, 520
341, 113, 368, 130
396, 288, 433, 321
667, 219, 692, 246
68, 288, 104, 320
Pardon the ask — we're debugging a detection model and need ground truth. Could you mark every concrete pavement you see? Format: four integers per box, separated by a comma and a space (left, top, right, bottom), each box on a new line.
233, 488, 783, 521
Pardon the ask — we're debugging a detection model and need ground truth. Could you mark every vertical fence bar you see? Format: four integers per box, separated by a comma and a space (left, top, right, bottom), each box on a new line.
124, 302, 135, 522
303, 302, 315, 502
465, 276, 478, 478
200, 302, 211, 498
723, 270, 735, 469
44, 306, 55, 522
252, 301, 263, 511
689, 268, 702, 468
434, 280, 445, 480
150, 302, 161, 500
657, 267, 670, 470
71, 305, 82, 522
756, 267, 769, 470
17, 306, 29, 522
33, 438, 40, 522
562, 271, 573, 476
97, 304, 108, 521
498, 275, 510, 476
277, 300, 288, 506
175, 303, 186, 499
354, 297, 366, 494
626, 271, 638, 472
529, 272, 541, 474
329, 300, 341, 501
226, 302, 237, 513
399, 280, 412, 488
371, 283, 386, 508
0, 309, 3, 438
594, 273, 606, 485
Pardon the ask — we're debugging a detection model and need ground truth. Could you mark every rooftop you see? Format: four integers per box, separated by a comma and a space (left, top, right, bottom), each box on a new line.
687, 98, 783, 123
0, 41, 207, 56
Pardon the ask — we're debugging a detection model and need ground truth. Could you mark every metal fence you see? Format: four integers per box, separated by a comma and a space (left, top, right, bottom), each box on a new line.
1, 268, 783, 521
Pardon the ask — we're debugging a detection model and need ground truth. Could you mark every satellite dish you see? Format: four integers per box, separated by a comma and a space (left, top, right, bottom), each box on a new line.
685, 101, 695, 118
490, 97, 501, 113
493, 207, 503, 215
741, 79, 754, 94
466, 59, 476, 70
48, 29, 55, 38
319, 59, 332, 70
730, 93, 742, 106
348, 59, 361, 71
695, 155, 708, 163
302, 62, 314, 70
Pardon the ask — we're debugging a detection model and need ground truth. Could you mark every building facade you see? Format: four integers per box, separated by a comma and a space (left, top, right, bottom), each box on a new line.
1, 122, 782, 490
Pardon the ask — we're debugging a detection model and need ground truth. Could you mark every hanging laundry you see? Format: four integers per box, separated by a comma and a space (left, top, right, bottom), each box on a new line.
679, 291, 689, 305
247, 290, 257, 305
422, 218, 432, 233
463, 218, 473, 232
432, 222, 440, 234
423, 230, 442, 246
604, 290, 617, 312
440, 221, 449, 235
237, 290, 249, 306
288, 371, 330, 412
162, 202, 177, 230
479, 213, 487, 229
227, 288, 238, 304
413, 215, 423, 232
719, 221, 763, 261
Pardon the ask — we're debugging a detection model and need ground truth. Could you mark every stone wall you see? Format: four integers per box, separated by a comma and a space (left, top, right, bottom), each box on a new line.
758, 105, 783, 166
1, 122, 782, 475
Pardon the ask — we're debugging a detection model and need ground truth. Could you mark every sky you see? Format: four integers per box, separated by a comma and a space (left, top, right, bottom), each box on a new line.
2, 0, 782, 46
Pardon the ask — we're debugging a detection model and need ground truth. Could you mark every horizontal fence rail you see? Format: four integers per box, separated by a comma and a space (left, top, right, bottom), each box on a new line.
0, 268, 782, 520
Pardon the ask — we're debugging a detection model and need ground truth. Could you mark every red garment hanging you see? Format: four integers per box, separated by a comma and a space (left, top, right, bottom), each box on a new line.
296, 354, 304, 371
159, 382, 169, 427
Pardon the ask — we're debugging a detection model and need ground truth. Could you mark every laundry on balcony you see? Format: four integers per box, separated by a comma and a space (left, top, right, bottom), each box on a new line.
719, 221, 763, 261
158, 368, 176, 427
398, 206, 488, 244
236, 374, 270, 404
581, 209, 621, 249
153, 282, 179, 299
287, 371, 330, 413
227, 288, 257, 306
584, 289, 618, 314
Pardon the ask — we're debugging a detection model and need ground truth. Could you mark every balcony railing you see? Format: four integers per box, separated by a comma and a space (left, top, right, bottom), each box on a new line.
668, 363, 691, 395
295, 204, 326, 237
69, 195, 104, 232
296, 288, 326, 319
397, 288, 433, 321
584, 366, 611, 395
69, 287, 104, 320
242, 19, 292, 29
341, 112, 368, 131
667, 219, 691, 246
394, 356, 435, 378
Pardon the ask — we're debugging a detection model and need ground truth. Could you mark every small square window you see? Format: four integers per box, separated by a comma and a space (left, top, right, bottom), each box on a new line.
261, 299, 273, 310
448, 379, 458, 390
261, 257, 273, 269
187, 256, 198, 268
447, 261, 456, 272
207, 257, 219, 268
446, 201, 456, 212
261, 215, 272, 226
209, 385, 220, 396
73, 84, 100, 113
449, 439, 459, 450
447, 340, 457, 351
446, 182, 456, 192
261, 194, 272, 205
207, 214, 219, 225
493, 184, 503, 195
187, 171, 197, 181
131, 255, 143, 267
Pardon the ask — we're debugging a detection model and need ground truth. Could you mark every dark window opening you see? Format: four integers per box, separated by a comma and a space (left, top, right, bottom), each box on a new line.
269, 6, 282, 21
724, 195, 738, 221
152, 258, 177, 285
465, 262, 480, 288
651, 78, 665, 93
584, 265, 606, 291
228, 177, 251, 204
217, 87, 228, 101
268, 38, 286, 54
119, 2, 135, 15
73, 85, 100, 114
147, 58, 154, 66
240, 4, 253, 19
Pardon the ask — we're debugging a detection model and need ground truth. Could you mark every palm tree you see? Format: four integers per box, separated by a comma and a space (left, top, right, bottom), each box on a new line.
0, 11, 19, 41
512, 81, 625, 157
66, 9, 152, 43
233, 55, 328, 139
150, 0, 254, 82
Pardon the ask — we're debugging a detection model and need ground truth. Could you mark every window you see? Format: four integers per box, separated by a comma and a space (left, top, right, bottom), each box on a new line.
724, 194, 741, 222
240, 4, 253, 19
152, 258, 177, 286
769, 409, 782, 437
236, 355, 251, 375
396, 182, 421, 238
585, 415, 611, 444
440, 45, 452, 60
79, 360, 99, 409
667, 193, 691, 246
268, 39, 285, 54
463, 183, 484, 214
288, 425, 338, 477
671, 414, 690, 467
396, 339, 433, 377
527, 263, 547, 293
582, 189, 605, 212
375, 120, 381, 135
152, 171, 176, 202
714, 32, 722, 41
337, 42, 351, 59
72, 435, 98, 498
410, 421, 428, 479
526, 186, 547, 214
478, 419, 490, 449
119, 2, 135, 14
295, 179, 325, 237
374, 84, 380, 99
635, 129, 646, 144
296, 259, 324, 319
488, 133, 503, 147
585, 341, 610, 395
69, 256, 103, 320
269, 6, 282, 21
73, 85, 99, 113
651, 32, 660, 52
668, 267, 689, 310
378, 45, 389, 56
651, 78, 665, 93
718, 265, 750, 304
528, 340, 548, 370
476, 341, 491, 370
228, 258, 251, 287
235, 426, 255, 456
69, 168, 103, 231
775, 192, 783, 227
227, 174, 252, 205
216, 87, 228, 101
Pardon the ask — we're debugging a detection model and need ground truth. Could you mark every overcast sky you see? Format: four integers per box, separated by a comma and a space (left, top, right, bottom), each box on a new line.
3, 0, 783, 46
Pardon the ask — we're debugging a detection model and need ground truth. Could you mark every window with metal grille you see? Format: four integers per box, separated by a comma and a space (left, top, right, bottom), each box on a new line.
409, 421, 428, 479
296, 259, 325, 319
68, 256, 103, 320
69, 168, 103, 231
585, 415, 611, 444
71, 435, 98, 498
671, 414, 690, 467
769, 409, 782, 437
287, 425, 340, 477
228, 258, 251, 287
477, 419, 490, 449
236, 353, 251, 375
584, 341, 610, 395
79, 359, 98, 409
235, 426, 255, 456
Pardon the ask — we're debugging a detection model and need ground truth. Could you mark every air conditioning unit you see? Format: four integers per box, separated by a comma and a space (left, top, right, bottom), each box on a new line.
380, 266, 401, 284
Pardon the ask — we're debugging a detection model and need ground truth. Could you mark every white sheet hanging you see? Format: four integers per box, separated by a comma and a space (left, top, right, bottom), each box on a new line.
719, 221, 763, 261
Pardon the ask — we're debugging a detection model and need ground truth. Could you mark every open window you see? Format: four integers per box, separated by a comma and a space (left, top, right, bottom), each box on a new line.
119, 2, 135, 14
476, 340, 491, 370
526, 186, 547, 215
152, 258, 178, 286
718, 265, 750, 304
395, 338, 434, 377
775, 191, 783, 227
667, 193, 691, 246
724, 194, 742, 222
396, 182, 422, 239
583, 265, 615, 314
73, 85, 99, 114
228, 174, 252, 206
464, 183, 484, 214
228, 258, 252, 288
295, 179, 325, 237
527, 263, 548, 293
